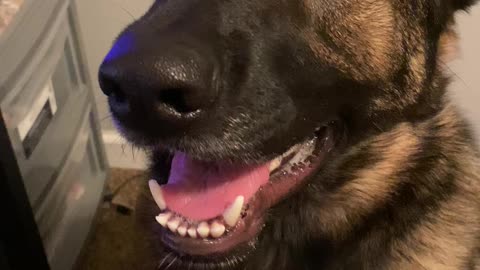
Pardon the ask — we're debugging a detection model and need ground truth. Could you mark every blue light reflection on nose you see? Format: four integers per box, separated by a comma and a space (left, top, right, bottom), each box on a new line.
105, 32, 136, 62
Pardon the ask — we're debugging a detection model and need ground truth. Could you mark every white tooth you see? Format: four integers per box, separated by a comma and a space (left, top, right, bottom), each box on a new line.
283, 143, 302, 159
187, 226, 198, 238
210, 221, 226, 238
177, 223, 188, 237
155, 212, 172, 227
197, 222, 210, 238
167, 217, 181, 233
148, 180, 167, 210
269, 157, 282, 172
223, 196, 244, 227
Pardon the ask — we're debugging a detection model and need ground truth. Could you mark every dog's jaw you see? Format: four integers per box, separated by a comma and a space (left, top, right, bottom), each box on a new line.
144, 122, 341, 267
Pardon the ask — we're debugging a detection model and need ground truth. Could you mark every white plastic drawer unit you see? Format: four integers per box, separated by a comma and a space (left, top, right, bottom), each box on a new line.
0, 0, 108, 269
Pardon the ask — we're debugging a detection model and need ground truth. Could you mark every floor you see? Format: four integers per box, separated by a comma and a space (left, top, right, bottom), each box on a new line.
75, 169, 155, 270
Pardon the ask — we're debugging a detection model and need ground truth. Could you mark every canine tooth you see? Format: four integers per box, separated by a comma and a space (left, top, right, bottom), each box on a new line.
223, 196, 244, 227
197, 222, 210, 238
210, 221, 226, 238
187, 226, 198, 238
167, 217, 181, 233
177, 223, 188, 237
269, 157, 282, 172
148, 180, 167, 210
155, 212, 172, 227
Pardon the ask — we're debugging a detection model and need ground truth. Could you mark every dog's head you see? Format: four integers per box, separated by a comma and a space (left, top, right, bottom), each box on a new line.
99, 0, 477, 269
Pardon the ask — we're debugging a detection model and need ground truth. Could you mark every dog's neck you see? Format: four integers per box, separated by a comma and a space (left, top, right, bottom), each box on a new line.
244, 99, 480, 270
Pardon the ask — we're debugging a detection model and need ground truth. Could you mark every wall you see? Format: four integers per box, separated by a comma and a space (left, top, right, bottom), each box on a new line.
449, 5, 480, 141
74, 2, 480, 168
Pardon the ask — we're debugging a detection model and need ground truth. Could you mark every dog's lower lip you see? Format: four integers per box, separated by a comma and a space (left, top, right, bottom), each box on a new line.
162, 216, 262, 257
155, 123, 338, 257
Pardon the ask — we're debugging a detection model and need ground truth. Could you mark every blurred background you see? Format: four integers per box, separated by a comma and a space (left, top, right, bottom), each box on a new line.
0, 1, 478, 270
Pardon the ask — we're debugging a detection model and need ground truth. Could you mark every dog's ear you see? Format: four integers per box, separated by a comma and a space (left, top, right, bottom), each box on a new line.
451, 0, 478, 10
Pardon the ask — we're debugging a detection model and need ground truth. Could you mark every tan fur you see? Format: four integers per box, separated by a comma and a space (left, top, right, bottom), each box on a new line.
438, 25, 460, 64
336, 124, 420, 208
390, 192, 480, 270
302, 0, 396, 81
317, 124, 421, 239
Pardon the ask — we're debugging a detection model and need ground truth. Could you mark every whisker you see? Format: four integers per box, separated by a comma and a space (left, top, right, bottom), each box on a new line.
121, 143, 126, 155
108, 0, 167, 36
100, 116, 112, 123
157, 252, 172, 269
165, 256, 177, 270
439, 60, 471, 90
105, 0, 137, 22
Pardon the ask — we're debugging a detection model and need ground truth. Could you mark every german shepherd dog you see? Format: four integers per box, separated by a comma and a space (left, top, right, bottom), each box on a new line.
98, 0, 480, 269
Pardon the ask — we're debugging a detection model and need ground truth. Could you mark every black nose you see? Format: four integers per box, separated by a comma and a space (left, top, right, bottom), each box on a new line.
99, 45, 217, 121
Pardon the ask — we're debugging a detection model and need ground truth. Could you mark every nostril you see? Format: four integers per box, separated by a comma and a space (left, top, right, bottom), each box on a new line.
157, 88, 197, 114
99, 75, 127, 103
111, 84, 127, 104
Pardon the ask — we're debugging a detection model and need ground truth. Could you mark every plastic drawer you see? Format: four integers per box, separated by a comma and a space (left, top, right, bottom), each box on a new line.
34, 107, 106, 270
0, 0, 67, 96
0, 3, 95, 207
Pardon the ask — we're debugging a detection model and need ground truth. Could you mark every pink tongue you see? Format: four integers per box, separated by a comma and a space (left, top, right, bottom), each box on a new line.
162, 152, 270, 221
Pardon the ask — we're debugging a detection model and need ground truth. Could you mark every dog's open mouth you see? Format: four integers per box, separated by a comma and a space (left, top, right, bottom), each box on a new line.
148, 122, 339, 256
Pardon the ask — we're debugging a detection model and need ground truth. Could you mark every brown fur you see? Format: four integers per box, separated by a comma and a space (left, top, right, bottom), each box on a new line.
303, 0, 397, 81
